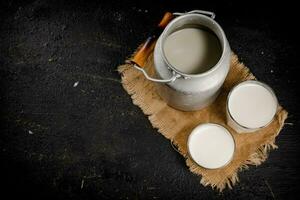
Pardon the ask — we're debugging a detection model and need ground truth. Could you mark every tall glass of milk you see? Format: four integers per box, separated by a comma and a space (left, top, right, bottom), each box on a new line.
226, 80, 278, 133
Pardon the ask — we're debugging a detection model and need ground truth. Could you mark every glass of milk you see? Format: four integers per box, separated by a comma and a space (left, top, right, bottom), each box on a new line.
226, 80, 278, 133
187, 123, 235, 169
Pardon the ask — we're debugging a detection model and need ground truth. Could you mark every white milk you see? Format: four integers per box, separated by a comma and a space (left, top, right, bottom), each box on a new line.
163, 27, 222, 74
228, 81, 278, 129
187, 123, 235, 169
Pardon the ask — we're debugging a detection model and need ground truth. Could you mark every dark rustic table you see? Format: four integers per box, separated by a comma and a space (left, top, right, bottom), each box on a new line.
1, 0, 299, 199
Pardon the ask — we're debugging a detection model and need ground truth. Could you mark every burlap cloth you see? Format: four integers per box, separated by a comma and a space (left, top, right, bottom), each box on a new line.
117, 48, 288, 191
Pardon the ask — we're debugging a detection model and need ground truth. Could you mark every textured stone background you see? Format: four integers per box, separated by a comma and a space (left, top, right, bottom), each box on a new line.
0, 0, 299, 199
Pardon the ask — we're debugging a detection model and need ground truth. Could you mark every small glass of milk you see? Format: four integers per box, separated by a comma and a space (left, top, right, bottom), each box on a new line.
187, 123, 235, 169
226, 80, 278, 133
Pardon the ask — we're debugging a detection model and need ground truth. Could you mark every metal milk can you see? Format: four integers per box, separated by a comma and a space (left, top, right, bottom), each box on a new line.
133, 10, 231, 111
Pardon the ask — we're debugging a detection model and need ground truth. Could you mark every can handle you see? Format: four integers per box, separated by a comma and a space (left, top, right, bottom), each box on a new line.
132, 63, 180, 83
173, 10, 216, 19
128, 12, 180, 83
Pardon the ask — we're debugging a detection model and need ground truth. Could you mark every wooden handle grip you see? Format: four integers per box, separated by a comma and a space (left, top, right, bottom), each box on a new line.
130, 12, 173, 67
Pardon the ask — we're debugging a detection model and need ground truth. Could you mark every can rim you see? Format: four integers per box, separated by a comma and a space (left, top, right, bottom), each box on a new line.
160, 13, 229, 78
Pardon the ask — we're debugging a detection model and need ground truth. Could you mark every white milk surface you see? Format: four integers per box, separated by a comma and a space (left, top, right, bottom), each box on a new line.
188, 124, 235, 169
228, 82, 277, 129
163, 28, 221, 74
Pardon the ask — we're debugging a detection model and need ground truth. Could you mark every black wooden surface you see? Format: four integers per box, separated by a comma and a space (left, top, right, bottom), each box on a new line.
1, 0, 299, 199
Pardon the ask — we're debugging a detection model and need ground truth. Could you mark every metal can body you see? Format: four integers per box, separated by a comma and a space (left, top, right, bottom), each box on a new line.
153, 13, 231, 111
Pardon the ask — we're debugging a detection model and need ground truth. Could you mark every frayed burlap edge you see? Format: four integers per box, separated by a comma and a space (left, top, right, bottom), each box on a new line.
117, 49, 288, 191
